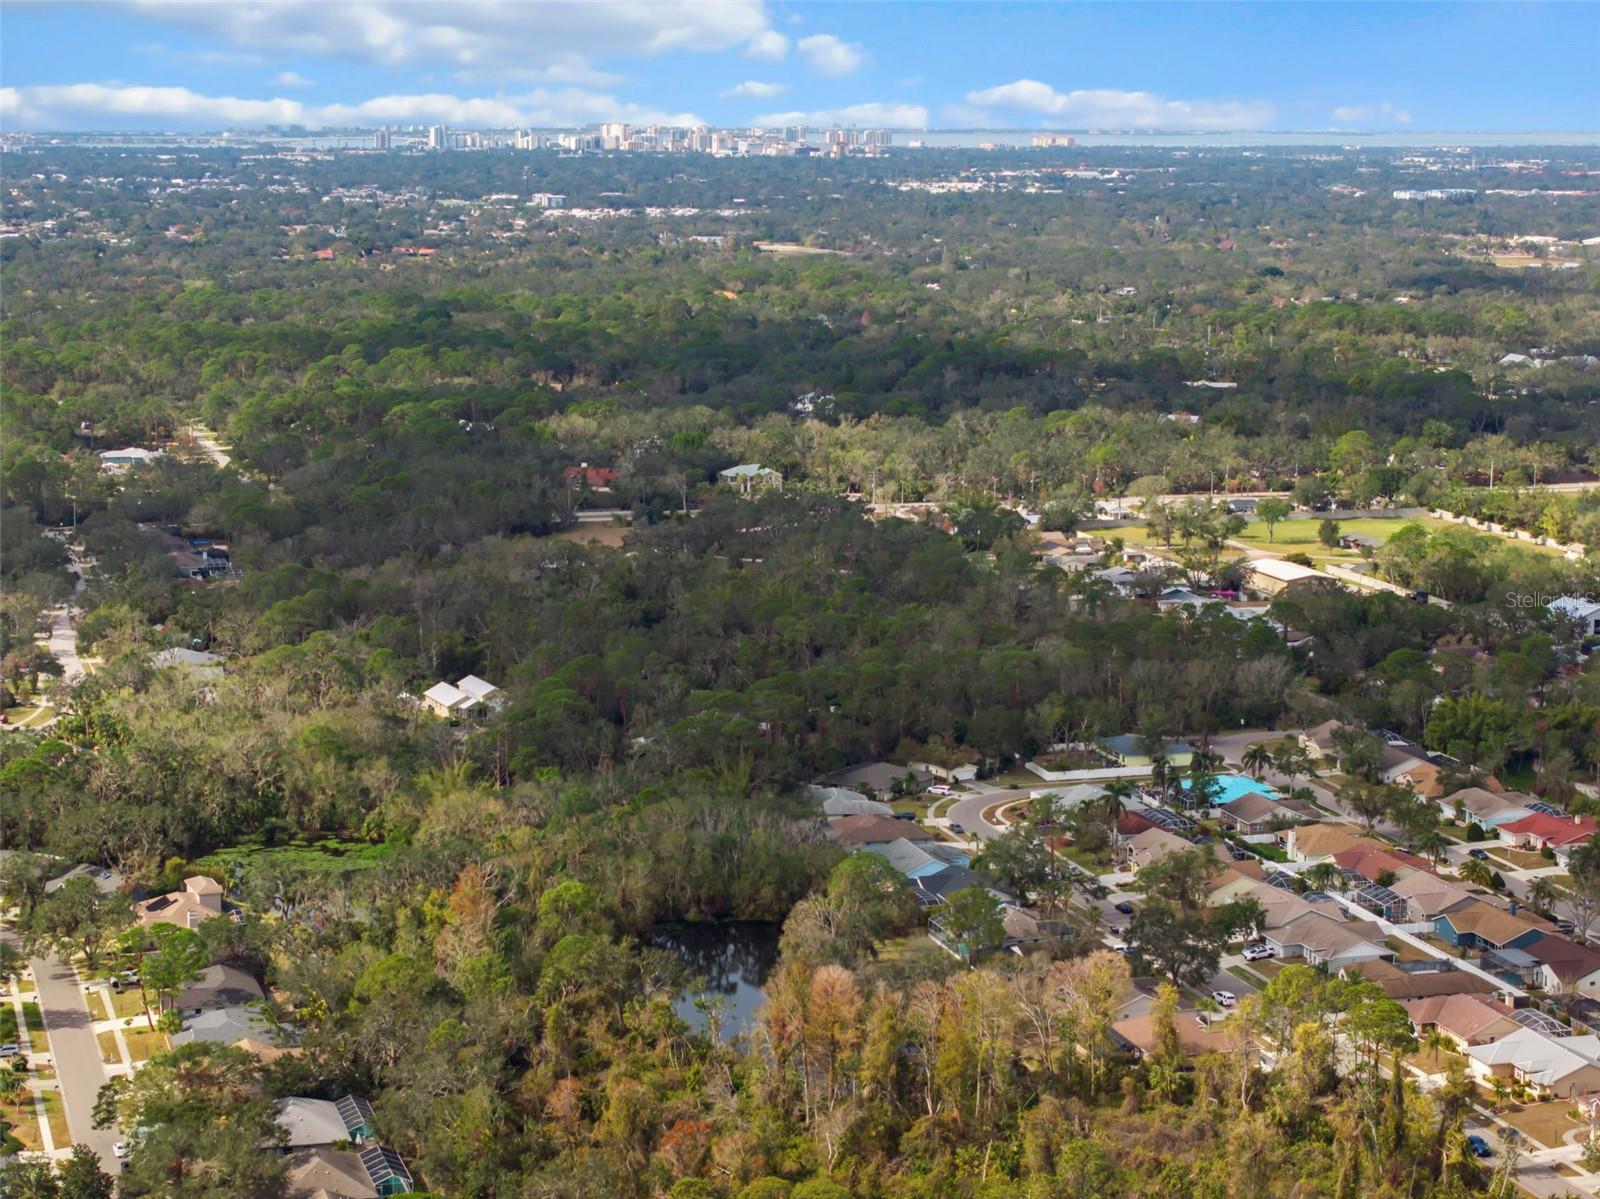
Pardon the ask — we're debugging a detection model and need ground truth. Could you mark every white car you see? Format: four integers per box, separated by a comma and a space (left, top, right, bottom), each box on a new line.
1110, 942, 1129, 955
1242, 943, 1276, 962
113, 1142, 128, 1159
1211, 990, 1237, 1007
927, 784, 953, 796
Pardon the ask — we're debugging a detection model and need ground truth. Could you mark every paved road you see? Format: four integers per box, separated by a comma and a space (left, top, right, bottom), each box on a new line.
944, 787, 1034, 842
1, 925, 121, 1173
185, 424, 232, 469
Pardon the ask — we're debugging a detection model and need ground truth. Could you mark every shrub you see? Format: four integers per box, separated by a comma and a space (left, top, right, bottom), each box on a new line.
793, 1183, 852, 1199
737, 1181, 794, 1199
1465, 823, 1486, 842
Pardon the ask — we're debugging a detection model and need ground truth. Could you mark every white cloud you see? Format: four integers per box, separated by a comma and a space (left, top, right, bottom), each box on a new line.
1331, 101, 1412, 126
273, 71, 314, 88
132, 41, 266, 66
963, 79, 1275, 131
0, 82, 702, 131
132, 0, 773, 74
756, 101, 926, 129
744, 30, 790, 60
796, 34, 864, 77
721, 80, 786, 100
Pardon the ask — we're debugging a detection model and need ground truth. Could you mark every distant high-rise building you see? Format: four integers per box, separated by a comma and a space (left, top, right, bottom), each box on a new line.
1031, 133, 1076, 147
599, 122, 628, 149
373, 129, 391, 151
427, 124, 450, 151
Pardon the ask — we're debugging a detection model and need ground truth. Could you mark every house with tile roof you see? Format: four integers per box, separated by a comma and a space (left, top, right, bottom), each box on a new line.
1281, 822, 1388, 864
1500, 812, 1597, 862
134, 875, 226, 930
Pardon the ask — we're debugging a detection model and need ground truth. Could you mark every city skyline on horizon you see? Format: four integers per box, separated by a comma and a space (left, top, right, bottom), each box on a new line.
3, 1, 1599, 135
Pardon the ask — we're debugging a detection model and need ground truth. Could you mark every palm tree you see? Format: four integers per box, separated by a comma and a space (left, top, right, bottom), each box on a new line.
1459, 858, 1496, 889
1148, 752, 1171, 804
1302, 862, 1346, 894
1242, 742, 1273, 780
1528, 877, 1565, 915
1098, 779, 1137, 840
1414, 827, 1449, 865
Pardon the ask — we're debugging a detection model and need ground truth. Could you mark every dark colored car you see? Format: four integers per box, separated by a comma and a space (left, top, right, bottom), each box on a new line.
893, 811, 916, 821
949, 822, 965, 835
1114, 901, 1136, 915
1465, 1134, 1492, 1158
1468, 849, 1490, 860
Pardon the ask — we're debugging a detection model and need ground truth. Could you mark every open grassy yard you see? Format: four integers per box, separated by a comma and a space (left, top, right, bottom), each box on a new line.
1499, 1100, 1586, 1150
547, 522, 631, 548
3, 1094, 43, 1152
108, 986, 149, 1020
20, 1003, 47, 1054
85, 989, 111, 1023
124, 1028, 169, 1063
96, 1030, 122, 1065
1406, 1045, 1469, 1075
1386, 937, 1438, 963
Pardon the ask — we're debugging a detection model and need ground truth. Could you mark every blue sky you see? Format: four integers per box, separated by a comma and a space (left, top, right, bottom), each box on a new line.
2, 2, 1595, 132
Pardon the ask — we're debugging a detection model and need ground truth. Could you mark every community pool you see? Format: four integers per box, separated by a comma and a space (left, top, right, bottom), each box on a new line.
1182, 773, 1278, 804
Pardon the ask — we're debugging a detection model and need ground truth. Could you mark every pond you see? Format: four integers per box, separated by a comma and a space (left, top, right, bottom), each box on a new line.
654, 921, 781, 1040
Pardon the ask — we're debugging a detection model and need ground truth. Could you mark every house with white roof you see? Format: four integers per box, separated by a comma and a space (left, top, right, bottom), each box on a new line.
98, 446, 164, 471
1549, 596, 1600, 638
1465, 1026, 1600, 1098
421, 675, 504, 719
719, 463, 783, 494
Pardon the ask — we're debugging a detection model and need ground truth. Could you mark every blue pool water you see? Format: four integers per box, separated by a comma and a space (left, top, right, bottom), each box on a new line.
1182, 774, 1279, 804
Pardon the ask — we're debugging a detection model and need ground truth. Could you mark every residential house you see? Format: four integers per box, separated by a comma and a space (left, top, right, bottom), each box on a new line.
1549, 596, 1600, 638
1299, 719, 1347, 761
171, 1005, 277, 1049
175, 964, 265, 1017
1378, 744, 1432, 784
909, 865, 1012, 909
1246, 557, 1325, 595
910, 754, 981, 783
148, 647, 225, 678
1120, 827, 1195, 871
134, 875, 226, 930
275, 1095, 377, 1150
1281, 823, 1388, 864
1113, 1012, 1240, 1059
1235, 883, 1328, 932
1332, 846, 1432, 885
1216, 790, 1304, 834
862, 838, 970, 878
1434, 900, 1549, 953
827, 814, 934, 847
828, 762, 932, 794
1343, 959, 1504, 1002
454, 675, 504, 711
1263, 911, 1394, 969
284, 1146, 414, 1198
421, 681, 471, 718
563, 464, 620, 490
1500, 812, 1597, 863
805, 784, 893, 817
1394, 759, 1450, 799
1440, 787, 1535, 829
1525, 937, 1600, 995
98, 446, 163, 471
1388, 871, 1477, 920
1098, 735, 1194, 768
1403, 994, 1521, 1050
1465, 1027, 1600, 1099
719, 463, 783, 494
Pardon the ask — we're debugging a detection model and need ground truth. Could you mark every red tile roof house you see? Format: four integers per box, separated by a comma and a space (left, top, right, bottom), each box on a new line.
1500, 813, 1598, 864
564, 465, 620, 490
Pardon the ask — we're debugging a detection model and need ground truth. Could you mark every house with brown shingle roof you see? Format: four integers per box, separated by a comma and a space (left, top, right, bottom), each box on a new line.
1282, 822, 1387, 864
1217, 790, 1305, 834
134, 875, 225, 930
1299, 719, 1347, 760
1388, 871, 1477, 921
1121, 827, 1195, 871
1344, 959, 1503, 1001
1435, 900, 1550, 952
1403, 994, 1520, 1049
827, 814, 934, 847
1525, 937, 1600, 995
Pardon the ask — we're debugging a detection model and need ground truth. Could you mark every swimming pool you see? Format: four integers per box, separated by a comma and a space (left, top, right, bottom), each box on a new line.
1181, 774, 1279, 804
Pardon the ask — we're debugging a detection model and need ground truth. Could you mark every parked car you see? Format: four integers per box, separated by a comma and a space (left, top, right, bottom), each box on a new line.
1110, 943, 1129, 955
1468, 848, 1490, 860
1555, 919, 1576, 934
0, 1043, 21, 1058
1243, 943, 1276, 961
893, 811, 917, 821
948, 822, 965, 834
1211, 990, 1237, 1007
928, 784, 953, 796
1465, 1134, 1492, 1158
113, 1142, 128, 1160
1113, 901, 1135, 915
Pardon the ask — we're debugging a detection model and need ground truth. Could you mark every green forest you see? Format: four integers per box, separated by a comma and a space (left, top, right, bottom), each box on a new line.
2, 142, 1599, 1198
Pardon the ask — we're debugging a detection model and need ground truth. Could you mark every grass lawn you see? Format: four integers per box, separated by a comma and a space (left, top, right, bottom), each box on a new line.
1245, 842, 1290, 863
1407, 1045, 1468, 1074
20, 1003, 46, 1054
547, 522, 630, 548
3, 1096, 43, 1152
1385, 937, 1439, 963
36, 1087, 69, 1148
1500, 1100, 1586, 1150
85, 990, 111, 1023
124, 1028, 168, 1063
96, 1030, 122, 1065
1499, 847, 1555, 871
108, 987, 148, 1020
1059, 843, 1115, 874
